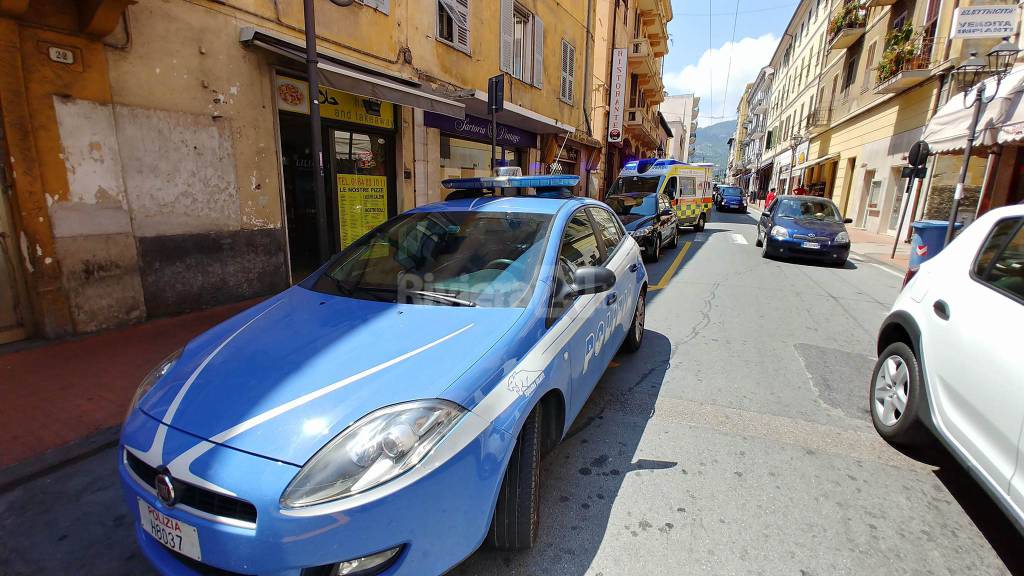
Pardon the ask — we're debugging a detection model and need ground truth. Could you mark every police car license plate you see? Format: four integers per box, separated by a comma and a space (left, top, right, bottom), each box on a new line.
138, 498, 201, 561
801, 241, 820, 249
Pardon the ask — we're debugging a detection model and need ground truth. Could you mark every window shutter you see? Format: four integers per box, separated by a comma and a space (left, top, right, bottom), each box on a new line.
532, 15, 544, 88
560, 40, 575, 103
499, 0, 514, 73
454, 0, 470, 53
357, 0, 389, 14
439, 0, 470, 53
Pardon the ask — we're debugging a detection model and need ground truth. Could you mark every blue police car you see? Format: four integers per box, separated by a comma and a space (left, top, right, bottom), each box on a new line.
118, 174, 648, 576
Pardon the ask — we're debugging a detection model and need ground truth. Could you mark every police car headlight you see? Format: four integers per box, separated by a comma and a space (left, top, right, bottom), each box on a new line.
281, 400, 465, 508
126, 348, 181, 419
770, 225, 790, 239
629, 227, 653, 239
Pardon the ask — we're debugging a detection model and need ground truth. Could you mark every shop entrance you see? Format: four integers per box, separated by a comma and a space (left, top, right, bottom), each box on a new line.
277, 77, 397, 281
0, 114, 27, 344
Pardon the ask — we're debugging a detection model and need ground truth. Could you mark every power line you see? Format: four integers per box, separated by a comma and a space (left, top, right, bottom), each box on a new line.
707, 0, 712, 129
720, 0, 741, 119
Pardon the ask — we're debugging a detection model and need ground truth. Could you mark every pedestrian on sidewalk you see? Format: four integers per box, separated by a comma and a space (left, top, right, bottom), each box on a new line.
766, 187, 777, 207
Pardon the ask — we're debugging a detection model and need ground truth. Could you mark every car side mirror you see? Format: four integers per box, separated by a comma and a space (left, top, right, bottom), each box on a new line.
843, 217, 853, 224
572, 266, 616, 295
659, 208, 673, 217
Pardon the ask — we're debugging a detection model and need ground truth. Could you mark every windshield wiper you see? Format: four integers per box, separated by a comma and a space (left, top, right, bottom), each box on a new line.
405, 290, 477, 307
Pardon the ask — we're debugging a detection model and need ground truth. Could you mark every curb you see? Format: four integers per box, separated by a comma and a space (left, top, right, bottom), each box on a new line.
0, 426, 119, 493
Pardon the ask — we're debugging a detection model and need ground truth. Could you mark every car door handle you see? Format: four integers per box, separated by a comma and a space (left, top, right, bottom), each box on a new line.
629, 263, 639, 273
606, 292, 618, 306
933, 299, 950, 321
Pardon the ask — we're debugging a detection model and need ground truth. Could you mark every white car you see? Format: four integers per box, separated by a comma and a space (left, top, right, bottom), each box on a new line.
870, 204, 1024, 532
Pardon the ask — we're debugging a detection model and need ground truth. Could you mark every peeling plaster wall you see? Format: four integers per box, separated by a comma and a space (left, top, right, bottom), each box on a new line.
52, 97, 145, 332
115, 106, 240, 237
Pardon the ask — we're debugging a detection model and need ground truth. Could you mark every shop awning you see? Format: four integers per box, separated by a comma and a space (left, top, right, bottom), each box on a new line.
793, 153, 839, 171
923, 65, 1024, 154
456, 90, 575, 134
240, 27, 465, 119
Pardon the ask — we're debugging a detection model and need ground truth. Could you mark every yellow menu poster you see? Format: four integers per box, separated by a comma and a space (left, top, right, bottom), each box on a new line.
337, 174, 388, 248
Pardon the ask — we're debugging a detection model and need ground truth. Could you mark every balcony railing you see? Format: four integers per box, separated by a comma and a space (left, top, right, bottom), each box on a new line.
874, 33, 942, 94
828, 2, 866, 51
806, 107, 832, 132
628, 38, 658, 79
624, 107, 658, 147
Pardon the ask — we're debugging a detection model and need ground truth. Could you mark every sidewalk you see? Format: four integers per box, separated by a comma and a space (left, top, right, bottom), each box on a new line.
0, 299, 260, 487
846, 227, 911, 272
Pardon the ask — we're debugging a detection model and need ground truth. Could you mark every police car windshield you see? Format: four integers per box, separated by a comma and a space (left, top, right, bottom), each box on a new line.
314, 211, 552, 307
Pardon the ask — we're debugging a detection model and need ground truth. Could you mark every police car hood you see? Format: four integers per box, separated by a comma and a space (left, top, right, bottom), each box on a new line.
138, 287, 523, 466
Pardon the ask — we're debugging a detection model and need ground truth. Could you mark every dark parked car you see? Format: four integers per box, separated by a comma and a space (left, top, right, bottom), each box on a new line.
756, 195, 852, 266
715, 186, 747, 212
605, 189, 679, 262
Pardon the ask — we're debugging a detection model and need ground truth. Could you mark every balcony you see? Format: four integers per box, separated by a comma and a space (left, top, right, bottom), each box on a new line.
863, 0, 895, 5
805, 107, 832, 133
828, 2, 866, 51
624, 107, 659, 147
638, 1, 670, 57
874, 33, 940, 94
628, 38, 658, 79
751, 100, 768, 115
639, 74, 665, 100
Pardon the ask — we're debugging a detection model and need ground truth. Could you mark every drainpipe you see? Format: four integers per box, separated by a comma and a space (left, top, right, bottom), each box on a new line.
584, 0, 594, 136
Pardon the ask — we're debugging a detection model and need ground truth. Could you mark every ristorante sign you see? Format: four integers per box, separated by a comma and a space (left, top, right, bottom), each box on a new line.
608, 48, 628, 143
424, 112, 538, 148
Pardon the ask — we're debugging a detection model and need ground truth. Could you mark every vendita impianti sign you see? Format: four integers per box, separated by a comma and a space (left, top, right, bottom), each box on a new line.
952, 6, 1020, 39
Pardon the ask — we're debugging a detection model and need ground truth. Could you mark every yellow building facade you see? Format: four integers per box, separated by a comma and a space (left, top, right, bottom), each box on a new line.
801, 0, 1002, 238
0, 0, 601, 341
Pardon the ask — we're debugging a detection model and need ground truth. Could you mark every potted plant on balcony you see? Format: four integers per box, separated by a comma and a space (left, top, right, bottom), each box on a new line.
877, 24, 925, 83
828, 2, 866, 43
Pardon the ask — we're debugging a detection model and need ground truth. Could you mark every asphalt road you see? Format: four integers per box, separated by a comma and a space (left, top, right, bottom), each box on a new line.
2, 209, 1021, 576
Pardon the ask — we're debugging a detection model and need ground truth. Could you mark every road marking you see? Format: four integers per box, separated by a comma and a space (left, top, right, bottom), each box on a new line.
692, 233, 707, 242
649, 241, 692, 291
729, 233, 749, 245
869, 262, 904, 279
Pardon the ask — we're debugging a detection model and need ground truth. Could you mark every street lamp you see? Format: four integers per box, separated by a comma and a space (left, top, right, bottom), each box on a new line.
788, 134, 802, 191
303, 0, 354, 263
946, 39, 1021, 245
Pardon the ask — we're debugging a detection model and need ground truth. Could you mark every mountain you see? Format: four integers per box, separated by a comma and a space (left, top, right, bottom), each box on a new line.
691, 119, 736, 179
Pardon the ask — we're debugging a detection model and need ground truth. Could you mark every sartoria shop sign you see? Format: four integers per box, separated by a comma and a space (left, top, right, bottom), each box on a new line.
424, 112, 538, 148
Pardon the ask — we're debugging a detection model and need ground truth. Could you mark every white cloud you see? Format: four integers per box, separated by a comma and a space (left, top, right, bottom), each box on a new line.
664, 34, 778, 127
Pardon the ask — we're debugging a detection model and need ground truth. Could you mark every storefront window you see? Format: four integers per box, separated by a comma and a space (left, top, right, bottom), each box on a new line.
440, 135, 521, 183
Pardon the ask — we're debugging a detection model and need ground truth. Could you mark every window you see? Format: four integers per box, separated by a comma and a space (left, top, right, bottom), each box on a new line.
500, 1, 543, 87
842, 53, 858, 92
549, 211, 599, 323
665, 176, 678, 199
560, 40, 576, 104
437, 0, 470, 54
512, 7, 529, 79
588, 208, 624, 256
867, 178, 882, 209
560, 210, 602, 270
862, 42, 876, 91
973, 218, 1024, 303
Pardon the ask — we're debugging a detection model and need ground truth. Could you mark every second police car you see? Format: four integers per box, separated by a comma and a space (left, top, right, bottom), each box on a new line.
118, 174, 648, 576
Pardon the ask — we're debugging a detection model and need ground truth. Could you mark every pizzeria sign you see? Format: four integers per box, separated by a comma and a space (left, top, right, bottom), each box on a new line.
275, 76, 394, 129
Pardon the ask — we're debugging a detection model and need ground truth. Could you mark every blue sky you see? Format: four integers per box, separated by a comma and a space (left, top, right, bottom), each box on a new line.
664, 1, 798, 126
